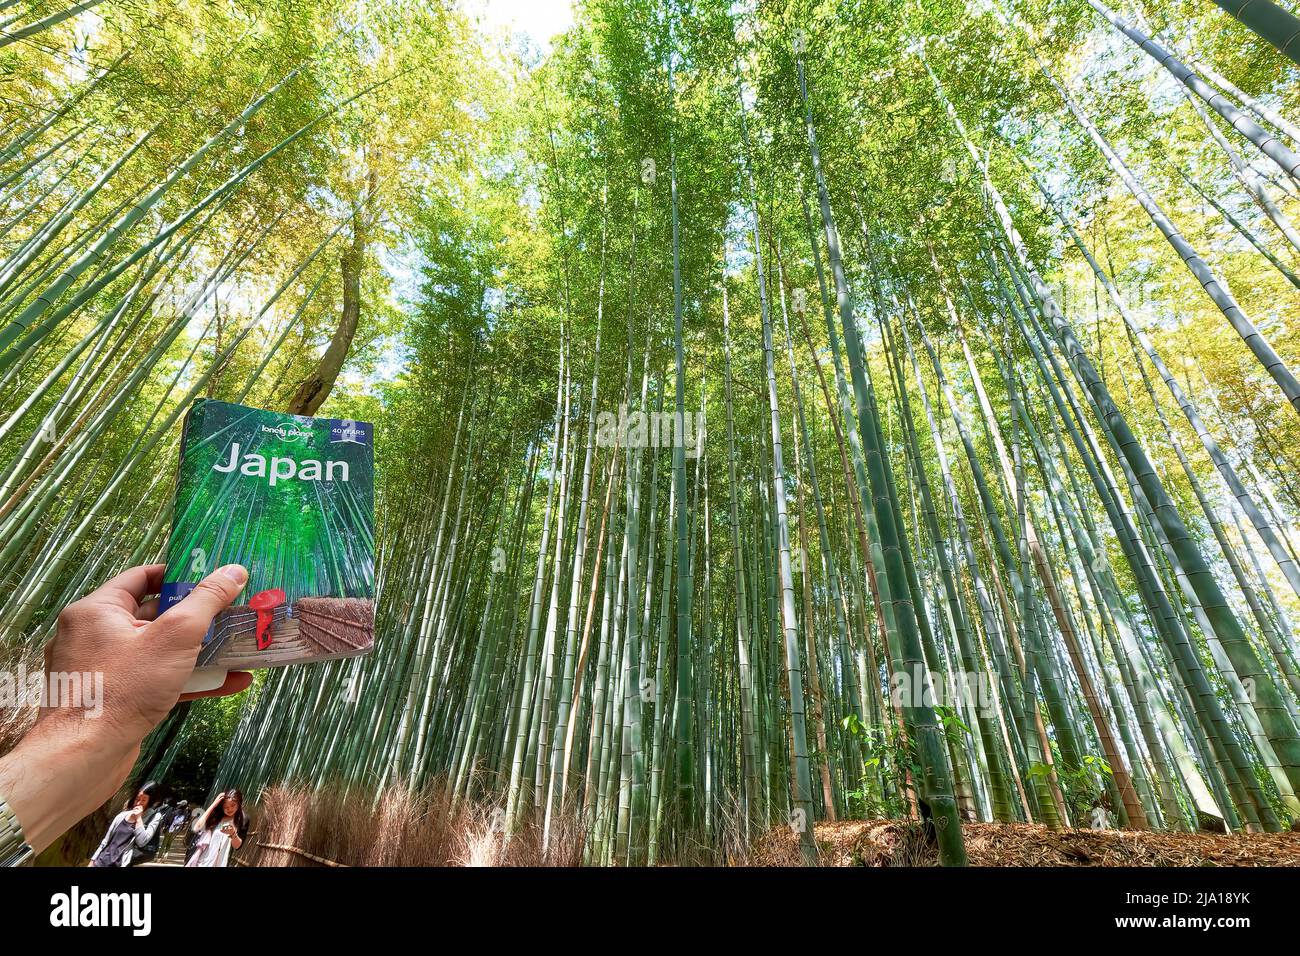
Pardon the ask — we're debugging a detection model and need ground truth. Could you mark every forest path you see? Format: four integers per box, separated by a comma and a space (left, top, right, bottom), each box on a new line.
138, 841, 189, 868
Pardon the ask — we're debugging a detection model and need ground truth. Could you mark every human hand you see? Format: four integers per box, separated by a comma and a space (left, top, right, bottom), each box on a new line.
0, 563, 253, 853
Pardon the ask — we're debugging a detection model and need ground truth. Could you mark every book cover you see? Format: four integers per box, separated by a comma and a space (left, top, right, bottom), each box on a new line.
160, 399, 376, 672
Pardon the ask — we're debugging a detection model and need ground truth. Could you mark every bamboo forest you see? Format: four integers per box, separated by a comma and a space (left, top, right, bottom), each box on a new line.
4, 0, 1300, 871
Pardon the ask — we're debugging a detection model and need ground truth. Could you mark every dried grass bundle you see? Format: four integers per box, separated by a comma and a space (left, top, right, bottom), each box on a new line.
244, 778, 586, 867
751, 819, 1300, 867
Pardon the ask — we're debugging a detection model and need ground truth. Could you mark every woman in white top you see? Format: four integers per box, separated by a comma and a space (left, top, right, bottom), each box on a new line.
90, 783, 165, 867
186, 788, 247, 867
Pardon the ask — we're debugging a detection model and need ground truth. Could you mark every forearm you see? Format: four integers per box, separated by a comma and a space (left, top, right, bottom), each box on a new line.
0, 723, 136, 854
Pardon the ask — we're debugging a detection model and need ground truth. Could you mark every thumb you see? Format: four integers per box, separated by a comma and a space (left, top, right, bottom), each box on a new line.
158, 565, 248, 642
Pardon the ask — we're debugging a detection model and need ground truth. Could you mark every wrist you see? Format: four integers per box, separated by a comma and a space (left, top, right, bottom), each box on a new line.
0, 794, 32, 866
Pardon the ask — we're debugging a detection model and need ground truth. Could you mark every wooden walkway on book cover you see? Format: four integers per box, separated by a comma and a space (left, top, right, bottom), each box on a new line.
197, 597, 374, 668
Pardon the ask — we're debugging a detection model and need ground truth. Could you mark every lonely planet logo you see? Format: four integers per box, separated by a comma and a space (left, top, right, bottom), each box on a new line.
261, 422, 312, 442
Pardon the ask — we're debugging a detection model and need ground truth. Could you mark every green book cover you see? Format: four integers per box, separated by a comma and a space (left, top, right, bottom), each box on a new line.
161, 399, 376, 671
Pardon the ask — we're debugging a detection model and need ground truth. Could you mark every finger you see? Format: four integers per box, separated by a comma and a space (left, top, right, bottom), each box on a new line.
178, 671, 252, 702
136, 597, 160, 622
156, 565, 247, 641
87, 564, 166, 615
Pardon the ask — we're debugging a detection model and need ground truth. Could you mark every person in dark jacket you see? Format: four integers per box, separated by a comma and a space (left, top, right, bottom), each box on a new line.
90, 783, 165, 867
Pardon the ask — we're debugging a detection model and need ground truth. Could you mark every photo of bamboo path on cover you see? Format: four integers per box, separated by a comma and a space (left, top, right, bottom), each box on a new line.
164, 399, 375, 670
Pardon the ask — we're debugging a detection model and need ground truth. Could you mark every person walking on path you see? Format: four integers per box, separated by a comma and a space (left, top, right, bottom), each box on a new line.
186, 789, 247, 867
89, 783, 165, 867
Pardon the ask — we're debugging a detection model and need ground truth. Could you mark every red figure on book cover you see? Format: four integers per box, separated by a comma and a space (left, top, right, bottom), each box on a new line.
250, 589, 287, 650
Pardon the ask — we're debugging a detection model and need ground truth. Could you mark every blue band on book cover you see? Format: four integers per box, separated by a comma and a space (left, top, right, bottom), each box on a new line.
161, 399, 376, 670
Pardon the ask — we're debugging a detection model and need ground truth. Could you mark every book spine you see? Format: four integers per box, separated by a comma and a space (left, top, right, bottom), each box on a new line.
159, 402, 204, 615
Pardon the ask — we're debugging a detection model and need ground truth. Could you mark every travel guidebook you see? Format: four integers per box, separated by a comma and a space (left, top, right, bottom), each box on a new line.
161, 399, 376, 691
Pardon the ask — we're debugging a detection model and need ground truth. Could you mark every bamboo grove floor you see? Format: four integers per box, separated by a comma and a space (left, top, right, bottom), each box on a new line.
751, 820, 1300, 867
